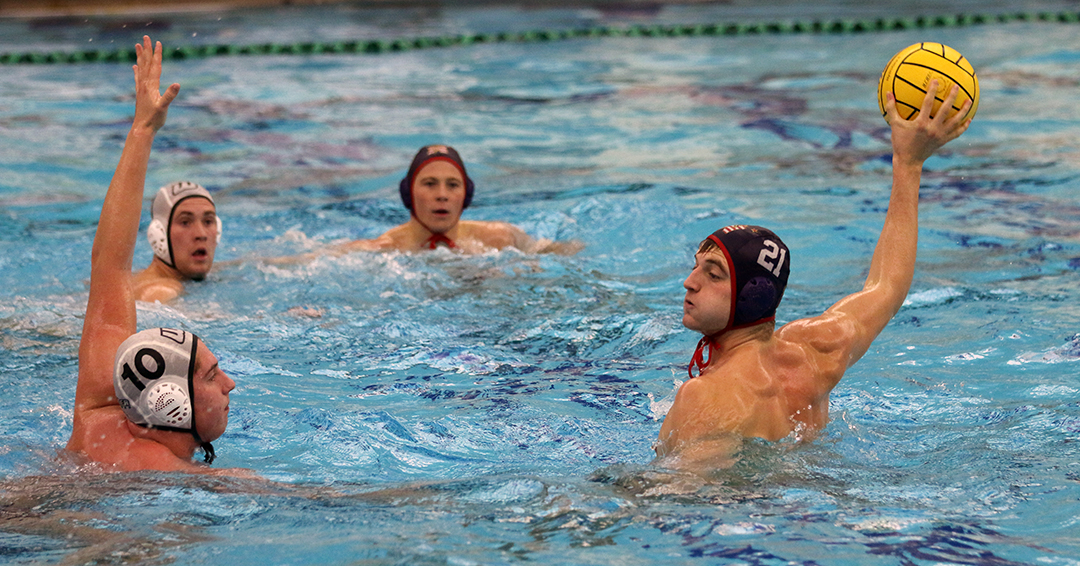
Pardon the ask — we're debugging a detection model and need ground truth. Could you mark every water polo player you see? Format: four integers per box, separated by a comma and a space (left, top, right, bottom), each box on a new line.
132, 180, 221, 303
656, 81, 972, 471
67, 37, 249, 475
274, 144, 582, 259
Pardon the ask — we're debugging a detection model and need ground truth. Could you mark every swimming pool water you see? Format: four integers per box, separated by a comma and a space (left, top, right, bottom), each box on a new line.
1, 2, 1079, 564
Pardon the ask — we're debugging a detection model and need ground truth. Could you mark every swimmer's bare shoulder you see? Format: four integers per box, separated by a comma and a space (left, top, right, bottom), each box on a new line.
330, 230, 409, 254
657, 324, 849, 469
459, 220, 584, 255
654, 353, 772, 471
132, 268, 183, 303
69, 406, 187, 471
458, 220, 520, 250
68, 405, 254, 477
662, 342, 787, 440
360, 225, 409, 251
773, 309, 861, 393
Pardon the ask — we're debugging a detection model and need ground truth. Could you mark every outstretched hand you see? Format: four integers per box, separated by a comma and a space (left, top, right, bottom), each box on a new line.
132, 35, 180, 134
885, 80, 970, 168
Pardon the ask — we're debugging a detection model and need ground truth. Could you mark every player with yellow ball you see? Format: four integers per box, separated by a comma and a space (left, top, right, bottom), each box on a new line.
654, 69, 973, 471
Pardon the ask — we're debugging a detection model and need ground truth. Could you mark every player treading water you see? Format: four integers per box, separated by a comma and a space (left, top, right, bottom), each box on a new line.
656, 81, 972, 471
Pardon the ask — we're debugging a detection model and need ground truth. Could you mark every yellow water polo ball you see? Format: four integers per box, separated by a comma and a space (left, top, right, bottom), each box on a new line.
877, 42, 979, 123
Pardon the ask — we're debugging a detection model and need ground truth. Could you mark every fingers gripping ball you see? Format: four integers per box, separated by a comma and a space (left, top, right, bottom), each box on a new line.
878, 42, 979, 122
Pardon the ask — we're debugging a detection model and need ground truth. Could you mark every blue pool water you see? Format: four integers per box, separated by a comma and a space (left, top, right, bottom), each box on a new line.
1, 2, 1079, 564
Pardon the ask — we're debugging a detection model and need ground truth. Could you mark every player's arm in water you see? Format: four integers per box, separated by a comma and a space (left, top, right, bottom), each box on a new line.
259, 222, 583, 264
261, 145, 583, 262
777, 81, 971, 389
456, 220, 585, 256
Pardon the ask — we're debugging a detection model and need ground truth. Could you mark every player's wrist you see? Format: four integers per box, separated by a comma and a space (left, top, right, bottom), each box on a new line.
891, 152, 926, 171
128, 123, 158, 139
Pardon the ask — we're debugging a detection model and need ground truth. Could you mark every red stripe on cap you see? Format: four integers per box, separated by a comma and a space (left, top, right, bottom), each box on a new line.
706, 234, 738, 335
408, 155, 468, 193
407, 154, 469, 224
687, 235, 738, 379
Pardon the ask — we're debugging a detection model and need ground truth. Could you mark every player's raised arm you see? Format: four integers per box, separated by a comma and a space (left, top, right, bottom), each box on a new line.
74, 36, 180, 413
806, 81, 971, 368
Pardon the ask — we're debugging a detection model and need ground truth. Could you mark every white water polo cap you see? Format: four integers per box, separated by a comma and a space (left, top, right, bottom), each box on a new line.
147, 181, 222, 267
113, 328, 216, 463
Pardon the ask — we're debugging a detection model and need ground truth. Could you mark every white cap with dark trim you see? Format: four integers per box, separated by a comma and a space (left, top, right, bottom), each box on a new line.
113, 327, 216, 463
147, 181, 220, 267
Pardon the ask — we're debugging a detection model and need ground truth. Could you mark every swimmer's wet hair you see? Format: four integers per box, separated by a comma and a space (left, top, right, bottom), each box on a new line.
697, 237, 720, 255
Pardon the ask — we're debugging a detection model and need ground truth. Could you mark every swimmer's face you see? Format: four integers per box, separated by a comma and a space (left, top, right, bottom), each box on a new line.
191, 341, 234, 443
683, 250, 733, 335
411, 161, 466, 234
169, 197, 218, 280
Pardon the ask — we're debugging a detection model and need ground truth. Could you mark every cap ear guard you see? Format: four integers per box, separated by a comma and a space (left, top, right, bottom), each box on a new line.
398, 176, 412, 210
147, 218, 172, 265
735, 276, 778, 325
463, 178, 474, 209
144, 380, 192, 428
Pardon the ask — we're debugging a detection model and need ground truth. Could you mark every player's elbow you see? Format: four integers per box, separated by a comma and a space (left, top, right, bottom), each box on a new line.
862, 278, 911, 318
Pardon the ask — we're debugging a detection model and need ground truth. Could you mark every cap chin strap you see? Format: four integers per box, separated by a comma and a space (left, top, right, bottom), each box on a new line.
425, 233, 456, 249
198, 439, 216, 464
412, 212, 456, 250
687, 316, 776, 378
688, 335, 717, 379
186, 334, 216, 465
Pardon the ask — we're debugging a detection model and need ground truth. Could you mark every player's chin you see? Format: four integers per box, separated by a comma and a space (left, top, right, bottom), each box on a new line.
425, 213, 458, 230
681, 313, 701, 332
209, 419, 228, 442
182, 260, 213, 280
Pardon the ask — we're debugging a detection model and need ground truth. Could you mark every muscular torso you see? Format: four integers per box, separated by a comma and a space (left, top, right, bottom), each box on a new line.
656, 318, 854, 467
